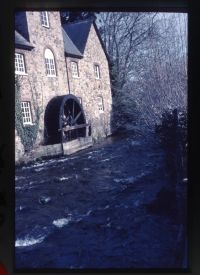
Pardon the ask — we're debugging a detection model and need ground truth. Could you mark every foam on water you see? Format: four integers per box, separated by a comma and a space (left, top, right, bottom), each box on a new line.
85, 210, 92, 216
97, 205, 110, 211
15, 185, 29, 190
20, 158, 68, 171
86, 150, 102, 155
113, 171, 151, 185
58, 176, 71, 181
101, 158, 110, 162
52, 210, 94, 228
15, 236, 45, 247
53, 217, 72, 228
15, 186, 24, 190
55, 156, 78, 164
130, 140, 141, 146
15, 225, 52, 248
15, 176, 26, 181
19, 205, 26, 211
34, 167, 45, 172
113, 177, 134, 184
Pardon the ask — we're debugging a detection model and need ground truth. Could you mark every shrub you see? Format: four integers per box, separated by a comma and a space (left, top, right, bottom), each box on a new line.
156, 108, 187, 182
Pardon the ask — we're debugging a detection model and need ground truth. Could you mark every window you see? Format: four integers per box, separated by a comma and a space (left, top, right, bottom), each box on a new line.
40, 11, 49, 28
21, 101, 32, 125
44, 48, 56, 76
15, 53, 26, 74
97, 96, 104, 113
94, 64, 100, 79
71, 61, 79, 78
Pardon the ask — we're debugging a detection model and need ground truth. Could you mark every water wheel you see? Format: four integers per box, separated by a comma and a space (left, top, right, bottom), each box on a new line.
44, 94, 87, 144
61, 96, 86, 141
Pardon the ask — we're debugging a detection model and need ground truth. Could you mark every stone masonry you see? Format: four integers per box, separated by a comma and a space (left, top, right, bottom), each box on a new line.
66, 24, 112, 140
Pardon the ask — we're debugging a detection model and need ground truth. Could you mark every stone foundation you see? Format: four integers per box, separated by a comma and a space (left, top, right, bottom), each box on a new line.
15, 130, 25, 162
15, 137, 93, 165
62, 136, 93, 155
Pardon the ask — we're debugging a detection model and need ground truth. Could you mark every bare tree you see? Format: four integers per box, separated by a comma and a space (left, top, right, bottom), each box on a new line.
97, 12, 187, 129
127, 13, 188, 126
98, 12, 157, 92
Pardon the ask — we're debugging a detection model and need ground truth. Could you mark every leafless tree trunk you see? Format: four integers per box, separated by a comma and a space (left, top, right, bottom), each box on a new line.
97, 12, 187, 128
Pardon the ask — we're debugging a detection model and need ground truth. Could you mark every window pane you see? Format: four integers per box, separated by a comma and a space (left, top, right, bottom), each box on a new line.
71, 61, 79, 77
44, 50, 56, 76
15, 53, 26, 74
41, 11, 49, 27
21, 101, 32, 125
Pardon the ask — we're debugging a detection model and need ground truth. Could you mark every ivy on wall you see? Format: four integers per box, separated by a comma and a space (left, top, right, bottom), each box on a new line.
15, 76, 42, 152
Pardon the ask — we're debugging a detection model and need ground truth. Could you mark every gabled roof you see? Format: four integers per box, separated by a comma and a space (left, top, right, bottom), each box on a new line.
93, 22, 110, 63
62, 28, 83, 58
15, 30, 34, 50
62, 20, 92, 55
62, 20, 109, 62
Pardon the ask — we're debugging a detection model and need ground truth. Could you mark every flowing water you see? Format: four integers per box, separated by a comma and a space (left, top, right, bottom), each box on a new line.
15, 133, 185, 269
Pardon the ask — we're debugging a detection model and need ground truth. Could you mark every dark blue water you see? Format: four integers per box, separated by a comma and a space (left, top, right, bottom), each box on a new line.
15, 133, 185, 269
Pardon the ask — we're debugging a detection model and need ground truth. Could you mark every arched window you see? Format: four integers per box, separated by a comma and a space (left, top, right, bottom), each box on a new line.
44, 48, 56, 76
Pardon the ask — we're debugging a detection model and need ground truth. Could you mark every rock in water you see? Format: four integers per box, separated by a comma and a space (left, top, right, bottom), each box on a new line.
39, 196, 51, 205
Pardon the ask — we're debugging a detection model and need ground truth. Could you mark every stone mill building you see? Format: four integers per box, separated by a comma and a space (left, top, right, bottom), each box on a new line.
15, 11, 112, 162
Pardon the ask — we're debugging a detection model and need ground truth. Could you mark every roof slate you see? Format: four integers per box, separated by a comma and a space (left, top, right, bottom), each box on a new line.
62, 28, 83, 58
62, 20, 92, 54
15, 18, 109, 61
15, 30, 34, 49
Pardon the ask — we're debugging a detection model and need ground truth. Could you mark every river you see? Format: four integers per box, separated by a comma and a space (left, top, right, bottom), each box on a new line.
15, 132, 186, 269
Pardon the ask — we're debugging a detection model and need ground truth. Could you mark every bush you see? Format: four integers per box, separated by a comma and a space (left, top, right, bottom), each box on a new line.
111, 90, 139, 131
156, 108, 187, 182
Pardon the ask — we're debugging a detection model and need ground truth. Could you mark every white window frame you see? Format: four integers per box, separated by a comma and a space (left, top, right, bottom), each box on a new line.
40, 11, 49, 28
71, 61, 79, 78
44, 48, 56, 77
15, 53, 26, 75
97, 96, 104, 113
21, 101, 33, 125
94, 64, 100, 79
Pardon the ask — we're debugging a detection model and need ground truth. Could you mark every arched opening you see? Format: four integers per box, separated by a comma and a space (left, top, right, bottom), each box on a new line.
44, 48, 56, 76
44, 94, 88, 145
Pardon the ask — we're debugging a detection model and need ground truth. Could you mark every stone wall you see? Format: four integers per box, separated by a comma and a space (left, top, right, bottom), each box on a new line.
66, 24, 112, 141
15, 11, 69, 145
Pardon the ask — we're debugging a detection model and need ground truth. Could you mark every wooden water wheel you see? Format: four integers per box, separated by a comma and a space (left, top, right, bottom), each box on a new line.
61, 96, 87, 141
44, 94, 89, 144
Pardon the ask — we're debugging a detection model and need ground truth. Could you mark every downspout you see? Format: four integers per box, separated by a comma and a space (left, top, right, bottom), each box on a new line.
60, 110, 64, 156
65, 55, 71, 94
61, 55, 71, 155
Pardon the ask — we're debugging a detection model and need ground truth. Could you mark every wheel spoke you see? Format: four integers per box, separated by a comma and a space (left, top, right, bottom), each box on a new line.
72, 100, 75, 120
74, 111, 82, 123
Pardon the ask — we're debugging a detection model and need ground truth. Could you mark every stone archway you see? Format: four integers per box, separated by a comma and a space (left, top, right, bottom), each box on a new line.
44, 94, 88, 145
